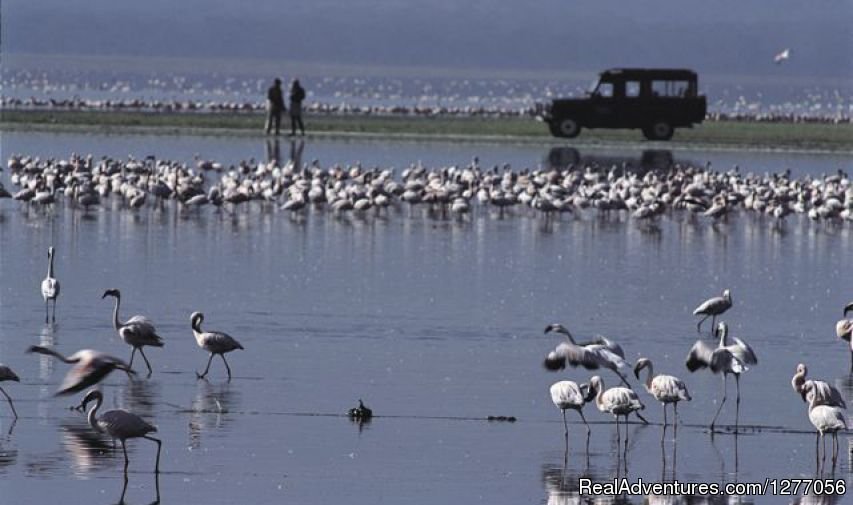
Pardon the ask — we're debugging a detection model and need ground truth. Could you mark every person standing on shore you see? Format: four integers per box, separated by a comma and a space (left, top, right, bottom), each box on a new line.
289, 79, 306, 136
265, 78, 285, 135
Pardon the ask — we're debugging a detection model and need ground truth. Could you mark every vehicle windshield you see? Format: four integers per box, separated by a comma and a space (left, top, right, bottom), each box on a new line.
589, 78, 614, 98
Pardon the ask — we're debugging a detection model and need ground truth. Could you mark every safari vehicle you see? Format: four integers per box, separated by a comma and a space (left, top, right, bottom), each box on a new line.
537, 68, 707, 140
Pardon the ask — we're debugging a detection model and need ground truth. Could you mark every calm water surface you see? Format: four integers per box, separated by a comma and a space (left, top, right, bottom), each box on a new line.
0, 132, 851, 504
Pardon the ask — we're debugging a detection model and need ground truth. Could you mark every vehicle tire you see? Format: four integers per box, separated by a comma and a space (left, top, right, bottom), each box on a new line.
556, 118, 581, 138
643, 121, 674, 141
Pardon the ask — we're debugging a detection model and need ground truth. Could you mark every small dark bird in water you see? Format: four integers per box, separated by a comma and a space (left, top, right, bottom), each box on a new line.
348, 399, 373, 420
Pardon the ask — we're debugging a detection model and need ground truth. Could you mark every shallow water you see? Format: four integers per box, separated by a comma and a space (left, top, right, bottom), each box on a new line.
0, 132, 852, 504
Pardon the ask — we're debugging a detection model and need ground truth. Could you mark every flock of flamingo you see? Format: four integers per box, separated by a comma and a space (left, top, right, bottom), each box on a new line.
0, 246, 244, 473
545, 288, 851, 470
2, 153, 853, 226
0, 245, 849, 479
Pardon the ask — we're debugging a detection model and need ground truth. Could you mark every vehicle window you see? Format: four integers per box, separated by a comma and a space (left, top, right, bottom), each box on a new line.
626, 81, 640, 97
651, 80, 689, 97
594, 82, 613, 98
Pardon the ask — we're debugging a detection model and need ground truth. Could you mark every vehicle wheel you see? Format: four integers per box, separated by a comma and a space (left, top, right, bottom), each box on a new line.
643, 121, 674, 141
557, 118, 581, 138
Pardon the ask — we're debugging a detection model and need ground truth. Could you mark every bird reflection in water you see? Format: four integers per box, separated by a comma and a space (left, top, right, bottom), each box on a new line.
115, 471, 160, 505
118, 377, 161, 420
542, 460, 606, 505
60, 419, 117, 474
37, 323, 58, 381
188, 379, 239, 449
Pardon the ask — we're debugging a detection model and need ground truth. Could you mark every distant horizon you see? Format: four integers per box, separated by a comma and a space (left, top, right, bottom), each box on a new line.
4, 52, 852, 89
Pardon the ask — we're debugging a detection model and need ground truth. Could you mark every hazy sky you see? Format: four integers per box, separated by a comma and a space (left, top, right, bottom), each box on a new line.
3, 1, 851, 79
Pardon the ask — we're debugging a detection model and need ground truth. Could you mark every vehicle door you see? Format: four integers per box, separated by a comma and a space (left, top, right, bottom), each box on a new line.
619, 79, 644, 127
589, 79, 619, 127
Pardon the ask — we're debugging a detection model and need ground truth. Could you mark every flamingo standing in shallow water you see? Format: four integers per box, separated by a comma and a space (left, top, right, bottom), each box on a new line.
191, 312, 244, 380
634, 358, 691, 427
102, 289, 164, 375
26, 345, 134, 395
41, 247, 60, 323
77, 389, 162, 473
685, 321, 757, 431
693, 289, 732, 333
589, 375, 645, 445
549, 380, 594, 442
803, 382, 847, 468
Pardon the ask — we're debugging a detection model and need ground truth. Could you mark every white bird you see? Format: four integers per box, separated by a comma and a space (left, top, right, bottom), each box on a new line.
791, 363, 846, 409
693, 289, 732, 333
589, 375, 644, 443
77, 389, 161, 473
774, 48, 791, 64
41, 246, 60, 323
685, 321, 757, 430
191, 312, 244, 380
549, 380, 594, 442
26, 345, 134, 395
102, 289, 164, 375
835, 302, 853, 372
804, 386, 847, 467
633, 358, 691, 427
0, 365, 20, 419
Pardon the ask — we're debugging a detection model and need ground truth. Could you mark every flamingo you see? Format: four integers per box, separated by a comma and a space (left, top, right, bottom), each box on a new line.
633, 358, 691, 427
0, 365, 20, 419
791, 364, 846, 409
77, 389, 161, 473
693, 289, 732, 333
41, 247, 60, 323
26, 345, 134, 396
804, 383, 847, 468
191, 312, 244, 380
685, 321, 757, 430
589, 375, 644, 444
543, 324, 630, 387
549, 380, 594, 442
836, 302, 853, 372
102, 289, 164, 375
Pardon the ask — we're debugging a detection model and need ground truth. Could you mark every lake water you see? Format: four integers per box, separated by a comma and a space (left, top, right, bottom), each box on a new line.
0, 131, 851, 504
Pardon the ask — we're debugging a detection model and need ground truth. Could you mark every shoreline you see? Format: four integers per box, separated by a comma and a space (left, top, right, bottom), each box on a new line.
2, 109, 853, 154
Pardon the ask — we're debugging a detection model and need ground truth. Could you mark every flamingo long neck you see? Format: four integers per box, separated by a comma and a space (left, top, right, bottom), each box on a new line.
562, 330, 577, 345
87, 396, 103, 433
111, 295, 123, 331
717, 327, 728, 348
643, 363, 654, 391
47, 251, 55, 278
792, 369, 806, 394
594, 380, 605, 409
191, 318, 205, 344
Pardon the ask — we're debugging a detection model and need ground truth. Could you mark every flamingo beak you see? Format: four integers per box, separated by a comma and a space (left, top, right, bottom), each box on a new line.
844, 302, 853, 317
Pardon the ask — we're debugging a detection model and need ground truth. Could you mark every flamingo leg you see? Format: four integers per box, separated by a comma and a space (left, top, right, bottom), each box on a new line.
735, 374, 741, 432
815, 432, 820, 471
577, 409, 591, 436
220, 353, 233, 380
662, 403, 667, 428
144, 435, 162, 473
0, 387, 17, 419
710, 314, 717, 331
561, 409, 568, 440
121, 440, 129, 473
138, 347, 153, 375
128, 348, 137, 369
52, 298, 57, 322
197, 353, 214, 379
822, 433, 827, 464
696, 314, 709, 333
832, 432, 838, 466
45, 300, 49, 324
710, 374, 727, 431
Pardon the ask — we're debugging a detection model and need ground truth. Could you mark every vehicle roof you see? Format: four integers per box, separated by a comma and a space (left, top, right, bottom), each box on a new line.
600, 68, 698, 80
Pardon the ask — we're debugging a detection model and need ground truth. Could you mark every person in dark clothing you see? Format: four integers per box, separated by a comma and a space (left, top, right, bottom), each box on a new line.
266, 78, 285, 135
289, 79, 306, 136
